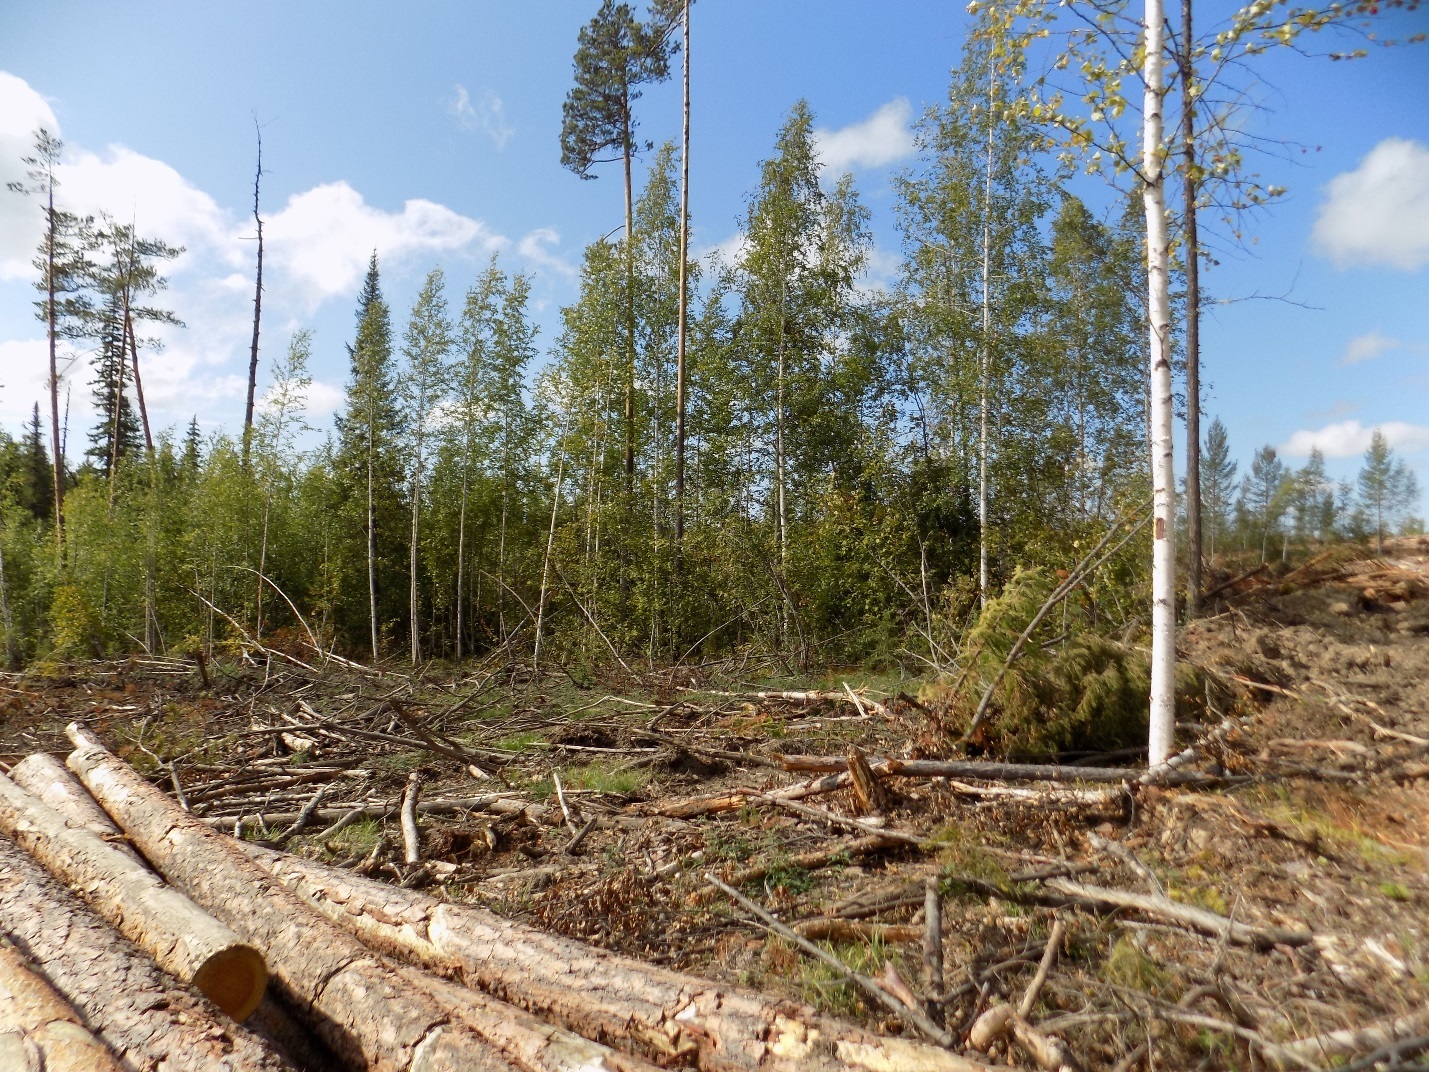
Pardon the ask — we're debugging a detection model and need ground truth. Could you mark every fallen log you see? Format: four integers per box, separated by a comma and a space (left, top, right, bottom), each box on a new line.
239, 841, 998, 1072
0, 770, 268, 1021
64, 724, 523, 1072
0, 939, 125, 1072
0, 837, 297, 1072
775, 755, 1225, 787
9, 752, 142, 862
9, 754, 337, 1070
793, 919, 923, 943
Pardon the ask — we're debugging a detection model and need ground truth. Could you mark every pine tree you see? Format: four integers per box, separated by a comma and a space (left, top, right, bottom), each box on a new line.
1290, 448, 1334, 543
1199, 418, 1237, 563
561, 0, 677, 536
8, 129, 92, 550
1357, 429, 1419, 554
398, 267, 453, 664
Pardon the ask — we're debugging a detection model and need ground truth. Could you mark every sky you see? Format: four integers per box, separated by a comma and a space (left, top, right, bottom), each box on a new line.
1, 0, 1426, 504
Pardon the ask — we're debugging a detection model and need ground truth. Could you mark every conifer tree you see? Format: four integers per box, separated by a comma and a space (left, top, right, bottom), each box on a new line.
8, 129, 91, 551
334, 253, 405, 660
1357, 430, 1419, 554
86, 291, 142, 481
561, 0, 677, 527
1199, 417, 1237, 563
22, 405, 53, 522
1241, 446, 1287, 562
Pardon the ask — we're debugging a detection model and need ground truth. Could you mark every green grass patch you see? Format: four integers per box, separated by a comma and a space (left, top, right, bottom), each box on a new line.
1103, 936, 1170, 995
1380, 882, 1412, 902
323, 817, 382, 855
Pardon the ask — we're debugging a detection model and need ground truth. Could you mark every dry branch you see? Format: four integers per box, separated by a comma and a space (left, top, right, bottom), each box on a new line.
0, 940, 125, 1072
1042, 878, 1310, 948
0, 770, 268, 1021
0, 837, 296, 1072
64, 724, 524, 1072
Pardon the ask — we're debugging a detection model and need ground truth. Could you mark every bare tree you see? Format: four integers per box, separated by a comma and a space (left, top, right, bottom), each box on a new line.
242, 118, 265, 470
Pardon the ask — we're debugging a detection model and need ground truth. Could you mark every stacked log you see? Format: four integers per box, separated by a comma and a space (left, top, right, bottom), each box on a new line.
0, 940, 125, 1072
64, 722, 985, 1072
0, 837, 297, 1072
63, 723, 651, 1072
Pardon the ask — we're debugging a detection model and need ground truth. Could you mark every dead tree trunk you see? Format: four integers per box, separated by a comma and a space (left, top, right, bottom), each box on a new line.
243, 121, 264, 471
0, 771, 268, 1021
63, 725, 523, 1072
0, 940, 125, 1072
244, 842, 990, 1072
0, 837, 297, 1072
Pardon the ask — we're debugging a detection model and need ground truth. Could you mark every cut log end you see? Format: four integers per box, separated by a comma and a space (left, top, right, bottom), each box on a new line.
191, 945, 269, 1022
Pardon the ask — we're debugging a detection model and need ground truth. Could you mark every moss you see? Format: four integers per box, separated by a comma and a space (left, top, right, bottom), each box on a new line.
1380, 882, 1412, 902
1103, 935, 1169, 995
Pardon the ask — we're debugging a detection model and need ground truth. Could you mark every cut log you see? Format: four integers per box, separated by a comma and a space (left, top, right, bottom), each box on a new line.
9, 752, 142, 862
8, 757, 337, 1072
0, 939, 125, 1072
846, 749, 889, 815
64, 725, 521, 1072
240, 841, 996, 1072
0, 837, 297, 1072
0, 770, 268, 1021
793, 920, 922, 943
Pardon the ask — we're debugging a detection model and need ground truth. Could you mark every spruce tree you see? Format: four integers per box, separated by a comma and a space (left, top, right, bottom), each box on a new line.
22, 405, 53, 522
1199, 418, 1237, 563
1240, 446, 1287, 562
334, 253, 405, 660
1357, 430, 1419, 554
86, 291, 142, 479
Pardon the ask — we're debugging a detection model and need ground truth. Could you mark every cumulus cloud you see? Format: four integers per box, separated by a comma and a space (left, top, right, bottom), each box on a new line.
1280, 419, 1429, 459
1312, 138, 1429, 271
0, 338, 52, 429
450, 84, 515, 149
0, 72, 61, 279
264, 181, 505, 308
515, 227, 575, 279
815, 98, 915, 175
1339, 331, 1428, 365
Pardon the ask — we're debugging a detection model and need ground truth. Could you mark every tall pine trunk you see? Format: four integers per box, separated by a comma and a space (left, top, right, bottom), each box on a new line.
46, 190, 64, 555
1144, 0, 1178, 766
366, 423, 379, 663
242, 128, 263, 471
410, 459, 421, 667
674, 0, 691, 560
455, 463, 469, 660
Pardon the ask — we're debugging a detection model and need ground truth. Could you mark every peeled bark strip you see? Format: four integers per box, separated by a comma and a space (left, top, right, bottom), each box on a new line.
0, 940, 125, 1072
0, 838, 296, 1072
0, 771, 268, 1021
241, 842, 993, 1072
64, 725, 518, 1072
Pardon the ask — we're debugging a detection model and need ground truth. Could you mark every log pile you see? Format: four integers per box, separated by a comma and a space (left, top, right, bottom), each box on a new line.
0, 723, 1005, 1072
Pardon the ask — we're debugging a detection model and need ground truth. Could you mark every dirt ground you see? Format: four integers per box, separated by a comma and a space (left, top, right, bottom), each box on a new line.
2, 537, 1426, 1071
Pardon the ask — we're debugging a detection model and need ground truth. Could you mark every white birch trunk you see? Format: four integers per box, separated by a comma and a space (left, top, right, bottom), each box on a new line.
1143, 0, 1178, 766
978, 61, 996, 610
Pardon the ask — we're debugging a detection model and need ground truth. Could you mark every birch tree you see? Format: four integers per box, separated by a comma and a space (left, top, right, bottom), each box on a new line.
399, 268, 453, 665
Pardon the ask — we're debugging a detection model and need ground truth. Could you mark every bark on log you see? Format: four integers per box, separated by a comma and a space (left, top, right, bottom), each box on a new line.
846, 749, 889, 815
0, 770, 268, 1021
793, 920, 922, 943
10, 752, 141, 862
0, 837, 297, 1072
64, 725, 521, 1072
9, 756, 337, 1072
240, 842, 995, 1072
0, 940, 125, 1072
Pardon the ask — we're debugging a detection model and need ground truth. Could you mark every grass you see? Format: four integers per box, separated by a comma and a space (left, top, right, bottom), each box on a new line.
531, 760, 652, 800
1102, 935, 1170, 996
493, 730, 546, 753
1380, 881, 1412, 902
369, 750, 424, 774
322, 817, 382, 856
765, 934, 911, 1019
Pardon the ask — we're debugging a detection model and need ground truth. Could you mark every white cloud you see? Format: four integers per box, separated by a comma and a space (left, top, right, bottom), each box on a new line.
701, 231, 748, 271
815, 98, 915, 175
1312, 138, 1429, 271
516, 227, 575, 279
0, 338, 52, 429
1280, 419, 1429, 459
264, 181, 506, 309
1339, 330, 1427, 365
0, 71, 61, 280
450, 84, 515, 150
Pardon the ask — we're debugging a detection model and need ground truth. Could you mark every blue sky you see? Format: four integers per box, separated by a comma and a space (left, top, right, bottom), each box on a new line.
1, 1, 1426, 502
